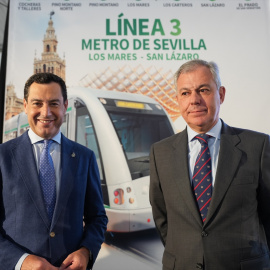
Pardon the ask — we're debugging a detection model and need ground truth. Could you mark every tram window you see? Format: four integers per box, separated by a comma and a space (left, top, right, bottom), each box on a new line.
108, 112, 174, 180
76, 108, 104, 181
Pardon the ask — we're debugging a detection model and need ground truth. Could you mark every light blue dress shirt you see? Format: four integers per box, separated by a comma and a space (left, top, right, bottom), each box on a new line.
15, 129, 62, 270
187, 119, 222, 187
28, 128, 62, 194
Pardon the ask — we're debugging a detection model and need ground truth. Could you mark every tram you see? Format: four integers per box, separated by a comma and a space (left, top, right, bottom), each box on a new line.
3, 87, 175, 232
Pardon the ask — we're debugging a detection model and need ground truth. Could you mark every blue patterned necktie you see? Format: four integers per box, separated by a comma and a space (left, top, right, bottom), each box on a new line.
192, 134, 212, 223
39, 139, 56, 222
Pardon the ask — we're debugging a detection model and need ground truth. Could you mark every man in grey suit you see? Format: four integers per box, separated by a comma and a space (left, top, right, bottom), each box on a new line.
150, 59, 270, 270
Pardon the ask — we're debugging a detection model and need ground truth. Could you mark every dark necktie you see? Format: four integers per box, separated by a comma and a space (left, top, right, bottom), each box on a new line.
39, 140, 56, 221
192, 134, 212, 222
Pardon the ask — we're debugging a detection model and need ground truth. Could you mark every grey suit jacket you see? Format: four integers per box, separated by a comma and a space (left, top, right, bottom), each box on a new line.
150, 121, 270, 270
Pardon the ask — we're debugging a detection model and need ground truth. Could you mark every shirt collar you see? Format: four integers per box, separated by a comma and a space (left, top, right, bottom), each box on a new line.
28, 128, 62, 145
187, 119, 222, 142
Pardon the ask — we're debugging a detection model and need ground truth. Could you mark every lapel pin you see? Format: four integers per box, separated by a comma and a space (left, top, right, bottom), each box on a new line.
71, 152, 76, 158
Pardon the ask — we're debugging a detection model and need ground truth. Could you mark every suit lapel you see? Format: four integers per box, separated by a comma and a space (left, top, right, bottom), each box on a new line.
52, 135, 79, 228
11, 132, 51, 228
172, 130, 203, 226
205, 122, 242, 225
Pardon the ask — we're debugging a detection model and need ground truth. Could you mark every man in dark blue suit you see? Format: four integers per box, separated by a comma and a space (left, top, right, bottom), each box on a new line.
0, 73, 108, 269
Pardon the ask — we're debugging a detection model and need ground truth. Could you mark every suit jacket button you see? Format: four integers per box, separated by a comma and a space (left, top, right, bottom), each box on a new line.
201, 231, 208, 237
196, 263, 203, 269
50, 232, 55, 238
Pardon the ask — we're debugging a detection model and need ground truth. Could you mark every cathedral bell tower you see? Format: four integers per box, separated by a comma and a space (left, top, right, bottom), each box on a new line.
34, 11, 66, 80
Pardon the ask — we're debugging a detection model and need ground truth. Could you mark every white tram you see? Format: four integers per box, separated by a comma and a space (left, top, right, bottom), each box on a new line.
3, 88, 175, 232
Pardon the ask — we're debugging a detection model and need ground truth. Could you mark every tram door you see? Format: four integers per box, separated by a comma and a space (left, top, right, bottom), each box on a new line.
72, 100, 109, 206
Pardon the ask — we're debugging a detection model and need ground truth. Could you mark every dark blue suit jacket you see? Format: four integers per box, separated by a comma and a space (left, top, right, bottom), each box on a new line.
0, 131, 108, 269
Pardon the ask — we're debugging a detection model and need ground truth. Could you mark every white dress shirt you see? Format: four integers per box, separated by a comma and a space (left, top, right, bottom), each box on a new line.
187, 119, 222, 187
15, 129, 62, 270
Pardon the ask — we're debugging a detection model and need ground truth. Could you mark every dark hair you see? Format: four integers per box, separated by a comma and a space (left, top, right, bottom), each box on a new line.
24, 73, 67, 102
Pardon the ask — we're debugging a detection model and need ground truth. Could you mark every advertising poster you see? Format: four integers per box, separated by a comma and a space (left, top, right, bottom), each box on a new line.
2, 0, 270, 269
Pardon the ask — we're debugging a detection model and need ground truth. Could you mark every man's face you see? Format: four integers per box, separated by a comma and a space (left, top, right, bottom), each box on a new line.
24, 82, 68, 139
176, 66, 225, 133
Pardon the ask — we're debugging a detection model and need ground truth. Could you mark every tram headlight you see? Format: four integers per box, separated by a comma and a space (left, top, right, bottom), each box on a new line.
113, 188, 124, 205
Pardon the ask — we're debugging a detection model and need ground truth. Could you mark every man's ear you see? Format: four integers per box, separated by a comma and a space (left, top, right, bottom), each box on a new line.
64, 99, 68, 111
219, 86, 226, 104
23, 99, 28, 114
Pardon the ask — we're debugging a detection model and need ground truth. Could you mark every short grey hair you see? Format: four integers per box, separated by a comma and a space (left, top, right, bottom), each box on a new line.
174, 59, 222, 91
